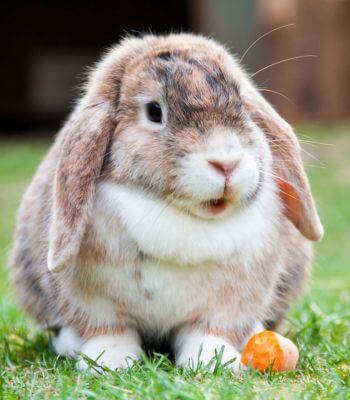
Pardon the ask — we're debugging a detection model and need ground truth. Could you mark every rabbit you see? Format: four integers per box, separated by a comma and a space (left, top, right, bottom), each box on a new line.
9, 33, 323, 373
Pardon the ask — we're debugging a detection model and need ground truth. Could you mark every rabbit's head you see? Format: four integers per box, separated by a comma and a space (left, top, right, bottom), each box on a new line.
48, 34, 323, 272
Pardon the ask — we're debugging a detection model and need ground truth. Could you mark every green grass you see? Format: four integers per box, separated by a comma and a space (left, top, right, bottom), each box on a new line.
1, 126, 349, 399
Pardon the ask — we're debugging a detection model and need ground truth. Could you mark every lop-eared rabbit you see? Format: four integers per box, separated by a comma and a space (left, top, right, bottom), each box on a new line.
10, 34, 323, 373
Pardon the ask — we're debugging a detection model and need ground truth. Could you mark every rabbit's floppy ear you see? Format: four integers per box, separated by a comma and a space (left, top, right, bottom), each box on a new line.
46, 35, 154, 272
243, 88, 323, 241
47, 101, 115, 272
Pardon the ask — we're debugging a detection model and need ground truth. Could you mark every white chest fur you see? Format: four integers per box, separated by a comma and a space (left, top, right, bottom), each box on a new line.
94, 257, 221, 333
94, 182, 280, 264
82, 181, 282, 331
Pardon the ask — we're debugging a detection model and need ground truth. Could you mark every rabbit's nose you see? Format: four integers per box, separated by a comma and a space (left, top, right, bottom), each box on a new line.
207, 159, 238, 178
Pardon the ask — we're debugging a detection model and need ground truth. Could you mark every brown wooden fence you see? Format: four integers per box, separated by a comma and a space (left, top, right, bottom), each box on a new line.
256, 0, 350, 121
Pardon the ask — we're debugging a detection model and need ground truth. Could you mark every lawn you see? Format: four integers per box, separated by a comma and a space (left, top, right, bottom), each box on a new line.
0, 126, 349, 399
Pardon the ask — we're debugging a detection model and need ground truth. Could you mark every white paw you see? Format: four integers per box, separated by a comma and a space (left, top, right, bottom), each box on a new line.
52, 326, 83, 357
76, 331, 142, 373
175, 329, 244, 374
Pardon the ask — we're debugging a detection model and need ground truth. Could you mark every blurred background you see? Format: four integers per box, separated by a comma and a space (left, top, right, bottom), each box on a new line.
1, 0, 350, 137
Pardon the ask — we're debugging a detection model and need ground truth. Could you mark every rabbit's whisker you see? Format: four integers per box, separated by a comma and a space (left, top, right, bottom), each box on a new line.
258, 88, 294, 104
250, 55, 317, 79
240, 23, 294, 63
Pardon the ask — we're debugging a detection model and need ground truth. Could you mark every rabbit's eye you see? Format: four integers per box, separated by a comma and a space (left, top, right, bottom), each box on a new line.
146, 102, 162, 124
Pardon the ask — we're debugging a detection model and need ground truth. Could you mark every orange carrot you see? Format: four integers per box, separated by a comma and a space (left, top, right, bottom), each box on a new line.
241, 330, 299, 372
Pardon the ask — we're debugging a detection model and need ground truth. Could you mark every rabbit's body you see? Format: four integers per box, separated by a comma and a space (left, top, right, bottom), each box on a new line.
73, 180, 281, 334
10, 33, 321, 372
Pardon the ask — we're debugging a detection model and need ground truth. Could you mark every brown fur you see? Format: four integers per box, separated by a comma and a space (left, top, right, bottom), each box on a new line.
9, 33, 322, 354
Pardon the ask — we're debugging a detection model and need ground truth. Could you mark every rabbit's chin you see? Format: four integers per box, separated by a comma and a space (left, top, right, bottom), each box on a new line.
171, 196, 236, 220
163, 180, 261, 221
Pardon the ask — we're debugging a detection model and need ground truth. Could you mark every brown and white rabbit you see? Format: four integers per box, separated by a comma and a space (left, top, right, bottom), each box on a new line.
10, 33, 323, 373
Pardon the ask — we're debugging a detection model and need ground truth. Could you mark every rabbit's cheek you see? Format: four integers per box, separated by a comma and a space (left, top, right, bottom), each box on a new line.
176, 151, 260, 213
176, 129, 261, 208
177, 153, 226, 202
226, 155, 260, 201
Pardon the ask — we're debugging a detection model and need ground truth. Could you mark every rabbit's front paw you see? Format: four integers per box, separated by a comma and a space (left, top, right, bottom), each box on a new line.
175, 329, 244, 374
52, 326, 83, 357
76, 331, 142, 373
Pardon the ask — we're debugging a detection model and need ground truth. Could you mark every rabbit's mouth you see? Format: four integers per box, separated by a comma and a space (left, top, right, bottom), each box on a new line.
202, 197, 228, 215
